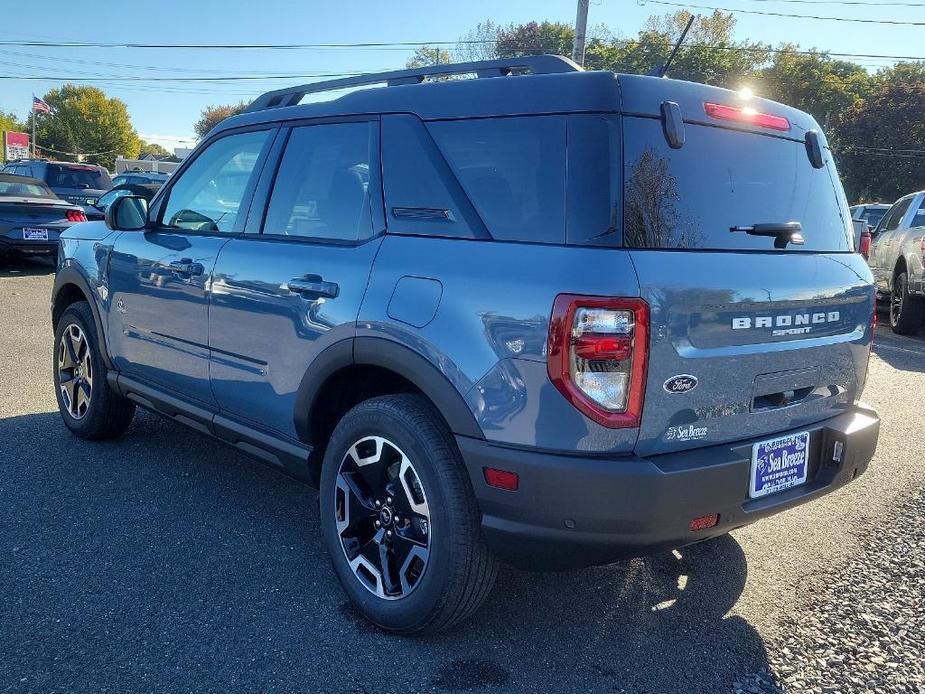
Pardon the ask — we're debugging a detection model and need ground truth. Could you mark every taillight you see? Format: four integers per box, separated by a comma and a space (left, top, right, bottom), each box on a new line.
66, 209, 87, 223
547, 295, 649, 428
859, 230, 872, 259
704, 102, 790, 131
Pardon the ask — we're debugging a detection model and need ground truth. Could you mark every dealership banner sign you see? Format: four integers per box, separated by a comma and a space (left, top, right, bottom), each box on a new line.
3, 131, 29, 161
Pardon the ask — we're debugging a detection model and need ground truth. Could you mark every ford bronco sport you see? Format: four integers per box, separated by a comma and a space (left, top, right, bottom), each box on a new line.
52, 55, 880, 634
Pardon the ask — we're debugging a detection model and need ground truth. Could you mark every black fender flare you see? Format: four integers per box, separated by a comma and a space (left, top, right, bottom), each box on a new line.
52, 265, 115, 369
293, 336, 484, 445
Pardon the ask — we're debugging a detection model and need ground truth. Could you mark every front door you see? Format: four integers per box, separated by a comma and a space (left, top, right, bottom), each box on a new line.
108, 127, 275, 405
209, 119, 383, 438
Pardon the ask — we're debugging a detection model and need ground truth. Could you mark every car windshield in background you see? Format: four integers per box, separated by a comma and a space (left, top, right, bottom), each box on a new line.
0, 180, 55, 198
622, 118, 853, 252
47, 165, 112, 190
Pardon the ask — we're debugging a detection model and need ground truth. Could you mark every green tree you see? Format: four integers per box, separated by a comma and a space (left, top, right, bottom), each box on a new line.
834, 62, 925, 202
193, 101, 248, 139
0, 109, 24, 134
495, 21, 574, 58
28, 85, 140, 169
406, 46, 453, 69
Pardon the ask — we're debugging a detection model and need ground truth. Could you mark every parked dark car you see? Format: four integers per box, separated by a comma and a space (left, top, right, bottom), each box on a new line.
0, 173, 86, 261
52, 55, 880, 634
112, 171, 170, 187
1, 159, 112, 214
85, 183, 161, 221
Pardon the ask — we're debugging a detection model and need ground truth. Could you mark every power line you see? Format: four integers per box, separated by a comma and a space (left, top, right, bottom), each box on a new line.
641, 1, 925, 25
748, 0, 925, 5
0, 39, 478, 50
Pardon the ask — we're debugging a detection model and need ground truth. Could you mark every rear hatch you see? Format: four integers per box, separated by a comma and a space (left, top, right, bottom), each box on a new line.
617, 76, 874, 457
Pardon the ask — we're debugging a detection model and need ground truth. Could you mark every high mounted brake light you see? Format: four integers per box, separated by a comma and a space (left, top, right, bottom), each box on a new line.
547, 295, 649, 428
704, 102, 791, 132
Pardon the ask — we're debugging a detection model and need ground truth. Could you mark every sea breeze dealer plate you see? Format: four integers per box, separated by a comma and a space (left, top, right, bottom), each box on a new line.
749, 431, 810, 499
22, 228, 49, 241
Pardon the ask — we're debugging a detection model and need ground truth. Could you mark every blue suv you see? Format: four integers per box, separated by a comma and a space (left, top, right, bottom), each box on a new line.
52, 56, 880, 633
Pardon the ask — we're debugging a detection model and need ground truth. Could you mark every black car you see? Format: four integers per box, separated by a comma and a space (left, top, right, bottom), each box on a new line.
85, 183, 161, 221
1, 159, 112, 213
0, 173, 86, 261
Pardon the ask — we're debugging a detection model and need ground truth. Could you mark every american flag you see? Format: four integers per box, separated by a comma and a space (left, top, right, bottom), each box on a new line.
32, 96, 51, 113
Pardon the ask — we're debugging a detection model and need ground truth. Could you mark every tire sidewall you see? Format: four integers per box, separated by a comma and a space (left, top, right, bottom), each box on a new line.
53, 304, 109, 434
319, 399, 466, 632
891, 272, 908, 328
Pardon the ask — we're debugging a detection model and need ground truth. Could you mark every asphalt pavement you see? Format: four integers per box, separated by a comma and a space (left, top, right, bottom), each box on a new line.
1, 256, 923, 694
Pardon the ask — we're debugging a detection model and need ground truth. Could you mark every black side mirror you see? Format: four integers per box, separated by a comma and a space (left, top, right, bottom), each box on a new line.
105, 195, 148, 231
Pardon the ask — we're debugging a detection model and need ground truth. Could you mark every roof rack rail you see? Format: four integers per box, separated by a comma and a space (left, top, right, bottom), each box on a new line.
242, 54, 582, 113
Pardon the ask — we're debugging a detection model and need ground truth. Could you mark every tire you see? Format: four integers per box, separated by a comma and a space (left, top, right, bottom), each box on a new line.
53, 301, 136, 440
889, 271, 925, 335
319, 394, 497, 634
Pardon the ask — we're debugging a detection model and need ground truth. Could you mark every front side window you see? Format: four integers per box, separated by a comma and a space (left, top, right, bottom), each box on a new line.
263, 122, 374, 241
876, 196, 913, 234
162, 129, 271, 233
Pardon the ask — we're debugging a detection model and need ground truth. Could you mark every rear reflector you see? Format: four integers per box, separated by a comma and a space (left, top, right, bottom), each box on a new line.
483, 467, 519, 491
689, 514, 720, 531
704, 102, 790, 132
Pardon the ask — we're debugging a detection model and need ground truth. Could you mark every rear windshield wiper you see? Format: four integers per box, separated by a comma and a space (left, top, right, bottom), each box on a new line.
730, 222, 804, 249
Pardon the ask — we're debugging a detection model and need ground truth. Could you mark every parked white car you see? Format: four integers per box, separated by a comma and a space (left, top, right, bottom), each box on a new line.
868, 192, 925, 333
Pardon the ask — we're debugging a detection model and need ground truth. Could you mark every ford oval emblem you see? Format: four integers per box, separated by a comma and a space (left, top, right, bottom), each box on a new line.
663, 374, 698, 394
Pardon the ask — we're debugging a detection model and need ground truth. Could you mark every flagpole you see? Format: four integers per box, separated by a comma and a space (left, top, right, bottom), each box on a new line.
31, 95, 36, 158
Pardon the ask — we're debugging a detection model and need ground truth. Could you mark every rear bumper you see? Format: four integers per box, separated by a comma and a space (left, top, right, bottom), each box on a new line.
458, 405, 879, 570
0, 235, 59, 256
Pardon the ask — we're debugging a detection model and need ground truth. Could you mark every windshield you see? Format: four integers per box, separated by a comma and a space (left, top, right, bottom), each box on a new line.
0, 179, 55, 198
47, 165, 112, 190
622, 117, 853, 251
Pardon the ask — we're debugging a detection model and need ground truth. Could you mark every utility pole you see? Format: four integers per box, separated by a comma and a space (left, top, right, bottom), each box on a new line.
572, 0, 590, 66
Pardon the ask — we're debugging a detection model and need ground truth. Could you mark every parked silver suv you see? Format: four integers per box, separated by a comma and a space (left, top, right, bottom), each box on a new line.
868, 192, 925, 333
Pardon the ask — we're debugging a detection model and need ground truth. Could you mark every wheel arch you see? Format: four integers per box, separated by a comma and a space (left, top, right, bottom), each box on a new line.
294, 336, 484, 456
52, 267, 114, 369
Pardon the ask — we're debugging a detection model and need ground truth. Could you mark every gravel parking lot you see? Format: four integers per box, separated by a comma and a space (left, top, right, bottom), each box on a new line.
1, 257, 923, 694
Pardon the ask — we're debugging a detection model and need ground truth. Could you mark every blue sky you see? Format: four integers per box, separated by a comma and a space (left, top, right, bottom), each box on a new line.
1, 0, 921, 151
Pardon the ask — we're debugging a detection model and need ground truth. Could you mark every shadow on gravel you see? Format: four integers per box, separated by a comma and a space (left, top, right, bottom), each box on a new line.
0, 255, 56, 278
0, 409, 772, 694
873, 306, 925, 373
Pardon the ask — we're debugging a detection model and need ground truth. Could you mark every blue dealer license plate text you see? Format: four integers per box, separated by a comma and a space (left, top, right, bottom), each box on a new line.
749, 431, 810, 499
22, 228, 49, 241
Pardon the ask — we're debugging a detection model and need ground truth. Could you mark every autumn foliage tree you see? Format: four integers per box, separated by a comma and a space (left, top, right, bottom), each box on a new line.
194, 102, 248, 139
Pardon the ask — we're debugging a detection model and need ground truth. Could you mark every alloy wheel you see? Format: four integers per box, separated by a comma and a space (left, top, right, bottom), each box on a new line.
334, 436, 431, 600
58, 324, 93, 420
891, 276, 905, 327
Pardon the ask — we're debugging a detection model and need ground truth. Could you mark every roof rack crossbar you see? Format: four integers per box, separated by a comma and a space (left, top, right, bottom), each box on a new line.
243, 54, 582, 113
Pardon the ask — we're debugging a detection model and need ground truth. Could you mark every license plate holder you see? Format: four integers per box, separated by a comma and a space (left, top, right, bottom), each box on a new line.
749, 431, 810, 499
22, 227, 49, 241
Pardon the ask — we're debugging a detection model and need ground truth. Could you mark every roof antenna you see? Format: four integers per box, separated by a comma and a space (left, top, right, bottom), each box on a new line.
651, 15, 695, 78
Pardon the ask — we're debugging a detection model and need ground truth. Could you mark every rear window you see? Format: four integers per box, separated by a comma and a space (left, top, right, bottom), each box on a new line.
863, 207, 887, 227
427, 116, 566, 243
46, 165, 112, 190
0, 179, 54, 198
622, 117, 853, 251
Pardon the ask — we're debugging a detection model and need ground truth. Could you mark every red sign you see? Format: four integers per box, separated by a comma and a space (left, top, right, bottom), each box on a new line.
3, 131, 30, 161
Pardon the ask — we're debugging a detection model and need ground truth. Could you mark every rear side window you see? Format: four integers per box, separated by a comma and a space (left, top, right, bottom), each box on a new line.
910, 199, 925, 228
428, 116, 566, 244
263, 122, 374, 242
46, 165, 111, 190
622, 117, 852, 251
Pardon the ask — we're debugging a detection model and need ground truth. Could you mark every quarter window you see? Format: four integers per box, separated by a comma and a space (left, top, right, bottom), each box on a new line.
161, 129, 271, 233
263, 122, 374, 242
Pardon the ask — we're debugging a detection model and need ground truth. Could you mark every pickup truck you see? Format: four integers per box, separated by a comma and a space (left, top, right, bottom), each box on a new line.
868, 191, 925, 334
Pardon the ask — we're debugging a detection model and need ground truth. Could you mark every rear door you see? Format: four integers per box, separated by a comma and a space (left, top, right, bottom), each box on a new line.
108, 127, 275, 405
208, 118, 384, 439
869, 195, 914, 289
620, 114, 874, 457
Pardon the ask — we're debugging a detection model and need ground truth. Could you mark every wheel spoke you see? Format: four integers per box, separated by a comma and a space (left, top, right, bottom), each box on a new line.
61, 374, 78, 416
76, 380, 92, 413
379, 541, 400, 596
60, 333, 78, 369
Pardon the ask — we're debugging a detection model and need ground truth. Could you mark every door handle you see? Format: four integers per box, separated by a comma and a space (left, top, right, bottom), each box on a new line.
286, 275, 339, 299
169, 259, 204, 276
